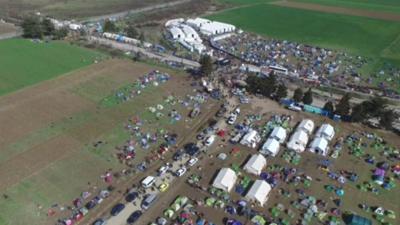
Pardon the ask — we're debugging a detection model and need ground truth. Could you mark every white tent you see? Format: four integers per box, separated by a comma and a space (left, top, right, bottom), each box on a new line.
245, 180, 272, 206
308, 137, 329, 156
316, 124, 335, 141
269, 126, 287, 143
212, 168, 237, 192
286, 130, 309, 153
260, 138, 280, 157
240, 129, 261, 148
243, 154, 267, 175
200, 21, 236, 36
297, 119, 315, 135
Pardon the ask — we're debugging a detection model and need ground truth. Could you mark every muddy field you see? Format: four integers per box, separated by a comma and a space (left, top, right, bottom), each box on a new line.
275, 1, 400, 22
137, 97, 400, 225
0, 58, 219, 225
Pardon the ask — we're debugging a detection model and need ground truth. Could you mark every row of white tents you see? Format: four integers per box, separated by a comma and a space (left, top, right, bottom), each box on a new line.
212, 167, 271, 206
165, 17, 236, 54
287, 119, 335, 156
260, 126, 287, 157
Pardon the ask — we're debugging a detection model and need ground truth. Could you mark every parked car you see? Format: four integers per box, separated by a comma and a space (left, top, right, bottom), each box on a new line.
196, 133, 206, 140
85, 199, 97, 210
141, 194, 158, 210
110, 203, 125, 216
127, 210, 142, 224
175, 167, 187, 177
158, 182, 169, 192
157, 165, 168, 176
227, 115, 237, 125
125, 192, 139, 202
204, 135, 216, 146
93, 218, 106, 225
187, 157, 198, 167
173, 149, 185, 161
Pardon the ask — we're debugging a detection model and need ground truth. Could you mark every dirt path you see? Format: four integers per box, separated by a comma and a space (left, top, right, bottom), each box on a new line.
273, 1, 400, 22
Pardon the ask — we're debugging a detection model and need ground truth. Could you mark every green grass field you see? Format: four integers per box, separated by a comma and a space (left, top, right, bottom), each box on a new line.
296, 0, 400, 14
0, 39, 103, 96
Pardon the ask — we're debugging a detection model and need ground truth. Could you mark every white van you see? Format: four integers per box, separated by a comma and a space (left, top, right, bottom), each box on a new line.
141, 176, 156, 188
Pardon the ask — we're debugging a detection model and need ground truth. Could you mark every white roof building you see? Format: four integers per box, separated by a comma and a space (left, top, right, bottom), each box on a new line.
316, 124, 335, 141
240, 129, 261, 148
243, 154, 267, 175
269, 126, 287, 144
245, 180, 272, 206
165, 18, 185, 27
260, 138, 280, 157
308, 137, 329, 156
212, 168, 237, 192
186, 17, 211, 29
200, 21, 236, 36
180, 24, 202, 42
297, 119, 315, 135
287, 130, 309, 153
169, 26, 185, 40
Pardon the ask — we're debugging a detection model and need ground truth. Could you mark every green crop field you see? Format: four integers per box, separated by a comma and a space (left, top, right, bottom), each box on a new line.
296, 0, 400, 14
0, 39, 103, 96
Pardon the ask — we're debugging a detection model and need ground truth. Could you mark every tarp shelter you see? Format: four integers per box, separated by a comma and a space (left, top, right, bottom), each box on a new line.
269, 126, 287, 143
240, 129, 261, 148
316, 123, 335, 141
308, 137, 329, 156
245, 180, 272, 206
260, 138, 280, 157
212, 168, 237, 192
297, 119, 315, 135
287, 130, 309, 153
344, 214, 372, 225
243, 154, 267, 175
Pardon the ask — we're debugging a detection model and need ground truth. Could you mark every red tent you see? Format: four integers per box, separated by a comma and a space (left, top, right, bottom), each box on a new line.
217, 129, 226, 137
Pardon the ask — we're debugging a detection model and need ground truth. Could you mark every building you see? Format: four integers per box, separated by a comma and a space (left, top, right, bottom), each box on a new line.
286, 130, 309, 153
180, 24, 202, 43
269, 126, 287, 144
243, 154, 267, 175
245, 180, 272, 206
297, 119, 315, 135
316, 123, 335, 141
240, 129, 261, 148
186, 17, 211, 29
212, 168, 237, 192
169, 26, 185, 40
199, 21, 236, 36
308, 137, 329, 156
165, 18, 184, 27
260, 138, 280, 157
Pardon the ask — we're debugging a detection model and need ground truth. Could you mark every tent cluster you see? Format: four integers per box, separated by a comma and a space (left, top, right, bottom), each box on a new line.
287, 119, 314, 153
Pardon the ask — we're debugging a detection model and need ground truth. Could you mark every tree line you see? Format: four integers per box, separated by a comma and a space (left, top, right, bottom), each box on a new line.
21, 16, 68, 40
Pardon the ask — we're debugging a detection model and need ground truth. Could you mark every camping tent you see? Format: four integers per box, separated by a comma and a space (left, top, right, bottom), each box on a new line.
308, 137, 329, 156
212, 168, 237, 192
245, 180, 272, 206
269, 126, 287, 143
316, 124, 335, 141
287, 130, 309, 153
297, 119, 315, 135
240, 129, 261, 148
243, 154, 267, 175
260, 138, 280, 157
344, 214, 372, 225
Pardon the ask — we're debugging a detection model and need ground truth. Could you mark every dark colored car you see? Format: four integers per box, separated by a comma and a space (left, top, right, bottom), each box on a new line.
127, 210, 142, 224
125, 192, 139, 202
110, 203, 125, 216
173, 149, 184, 161
93, 218, 106, 225
85, 200, 97, 210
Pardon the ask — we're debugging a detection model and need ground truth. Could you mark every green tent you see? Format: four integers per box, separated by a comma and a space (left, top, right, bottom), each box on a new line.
344, 214, 372, 225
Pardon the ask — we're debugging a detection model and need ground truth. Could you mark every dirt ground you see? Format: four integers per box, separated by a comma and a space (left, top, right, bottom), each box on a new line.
0, 21, 16, 35
274, 1, 400, 22
137, 96, 400, 225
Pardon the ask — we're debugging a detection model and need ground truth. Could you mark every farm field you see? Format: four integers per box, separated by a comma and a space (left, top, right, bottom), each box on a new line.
0, 39, 104, 96
0, 59, 214, 225
0, 0, 176, 19
295, 0, 400, 14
